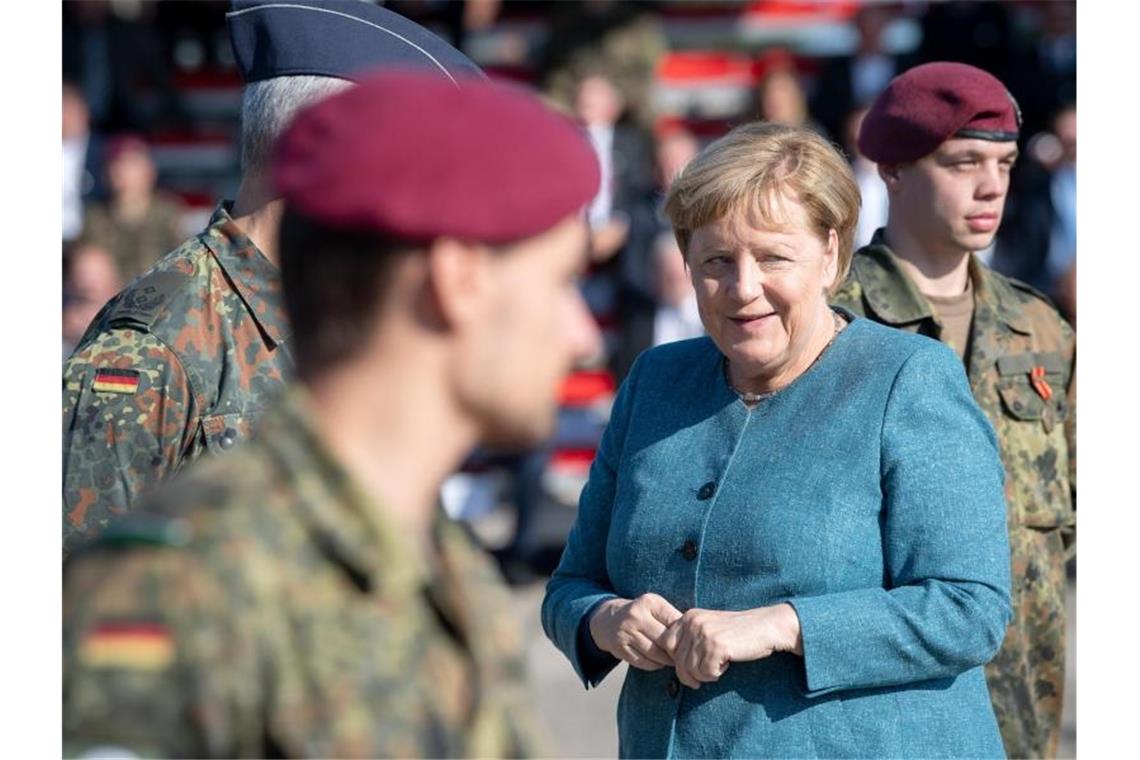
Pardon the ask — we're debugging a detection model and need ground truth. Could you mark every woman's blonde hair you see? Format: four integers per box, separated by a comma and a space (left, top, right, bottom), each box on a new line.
664, 122, 861, 295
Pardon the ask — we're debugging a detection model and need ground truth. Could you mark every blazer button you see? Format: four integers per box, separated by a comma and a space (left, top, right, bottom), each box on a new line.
697, 481, 717, 500
219, 428, 238, 450
667, 677, 680, 698
681, 539, 698, 561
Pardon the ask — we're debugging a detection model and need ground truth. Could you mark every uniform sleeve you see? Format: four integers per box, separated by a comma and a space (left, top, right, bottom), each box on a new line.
540, 356, 643, 688
789, 343, 1013, 697
63, 328, 197, 558
62, 546, 258, 758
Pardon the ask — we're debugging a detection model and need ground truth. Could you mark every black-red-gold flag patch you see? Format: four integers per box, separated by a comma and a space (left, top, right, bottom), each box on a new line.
93, 368, 140, 395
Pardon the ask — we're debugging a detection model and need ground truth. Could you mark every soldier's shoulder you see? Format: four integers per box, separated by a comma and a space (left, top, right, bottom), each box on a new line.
97, 233, 214, 335
831, 275, 866, 312
988, 270, 1075, 343
70, 444, 284, 563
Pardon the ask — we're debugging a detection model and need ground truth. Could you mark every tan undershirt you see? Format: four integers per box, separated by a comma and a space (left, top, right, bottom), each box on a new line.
925, 276, 975, 361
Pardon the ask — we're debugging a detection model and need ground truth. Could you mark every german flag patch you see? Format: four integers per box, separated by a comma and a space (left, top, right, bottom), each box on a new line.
93, 368, 140, 395
78, 622, 174, 670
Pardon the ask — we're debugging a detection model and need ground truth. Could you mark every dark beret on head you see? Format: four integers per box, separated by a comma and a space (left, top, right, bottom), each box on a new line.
227, 0, 483, 84
858, 61, 1022, 164
272, 70, 601, 245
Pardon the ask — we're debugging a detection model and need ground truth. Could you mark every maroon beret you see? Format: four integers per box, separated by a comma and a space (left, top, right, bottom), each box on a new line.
857, 61, 1022, 164
273, 69, 600, 245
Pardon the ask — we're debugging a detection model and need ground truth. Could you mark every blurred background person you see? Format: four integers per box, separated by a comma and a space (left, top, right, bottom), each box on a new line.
812, 3, 914, 144
62, 241, 122, 358
62, 82, 104, 244
539, 0, 667, 131
648, 231, 702, 347
82, 134, 187, 282
754, 57, 823, 135
844, 105, 889, 249
610, 125, 700, 382
994, 103, 1077, 325
574, 72, 655, 367
577, 72, 652, 267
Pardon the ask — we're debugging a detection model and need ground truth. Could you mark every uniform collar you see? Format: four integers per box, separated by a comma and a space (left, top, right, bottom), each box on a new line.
854, 228, 1033, 335
260, 387, 429, 600
200, 202, 290, 348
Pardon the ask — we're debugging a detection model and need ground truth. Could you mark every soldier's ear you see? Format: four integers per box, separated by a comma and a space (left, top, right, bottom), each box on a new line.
877, 163, 903, 193
423, 236, 492, 331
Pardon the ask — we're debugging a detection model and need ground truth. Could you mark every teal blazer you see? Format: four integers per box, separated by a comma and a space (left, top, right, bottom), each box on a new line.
542, 313, 1012, 758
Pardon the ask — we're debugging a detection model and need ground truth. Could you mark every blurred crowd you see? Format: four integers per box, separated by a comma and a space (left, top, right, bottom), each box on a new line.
62, 0, 1076, 366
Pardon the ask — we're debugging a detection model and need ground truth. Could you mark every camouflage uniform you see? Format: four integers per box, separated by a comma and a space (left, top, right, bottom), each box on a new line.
62, 203, 291, 557
833, 230, 1075, 759
63, 388, 544, 758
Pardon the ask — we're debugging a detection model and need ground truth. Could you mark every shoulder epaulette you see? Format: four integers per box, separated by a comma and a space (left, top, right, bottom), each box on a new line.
1005, 276, 1056, 304
104, 269, 191, 330
997, 272, 1066, 312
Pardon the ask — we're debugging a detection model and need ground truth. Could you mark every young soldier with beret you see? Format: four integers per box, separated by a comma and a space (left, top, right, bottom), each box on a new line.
832, 61, 1075, 758
62, 1, 483, 557
63, 70, 602, 758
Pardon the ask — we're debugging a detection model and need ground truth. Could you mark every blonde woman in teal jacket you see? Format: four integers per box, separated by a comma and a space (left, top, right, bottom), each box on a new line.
542, 123, 1012, 758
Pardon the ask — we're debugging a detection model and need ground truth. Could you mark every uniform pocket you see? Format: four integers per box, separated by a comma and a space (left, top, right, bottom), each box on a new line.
994, 353, 1072, 529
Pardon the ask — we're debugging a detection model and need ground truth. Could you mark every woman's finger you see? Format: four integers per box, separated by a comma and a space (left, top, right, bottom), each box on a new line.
631, 633, 674, 668
620, 646, 664, 672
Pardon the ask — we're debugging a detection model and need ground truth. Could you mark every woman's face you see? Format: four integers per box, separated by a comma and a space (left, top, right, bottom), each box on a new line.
687, 196, 837, 387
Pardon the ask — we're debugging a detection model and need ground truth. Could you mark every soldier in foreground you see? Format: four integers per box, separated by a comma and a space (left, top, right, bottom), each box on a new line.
832, 62, 1075, 758
62, 71, 601, 757
61, 0, 482, 557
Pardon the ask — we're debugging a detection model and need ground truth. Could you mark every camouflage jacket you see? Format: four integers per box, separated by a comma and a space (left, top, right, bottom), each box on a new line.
62, 204, 292, 557
832, 230, 1075, 758
63, 388, 544, 758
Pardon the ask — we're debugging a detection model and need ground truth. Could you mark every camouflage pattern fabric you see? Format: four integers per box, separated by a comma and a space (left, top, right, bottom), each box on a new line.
63, 388, 544, 758
62, 204, 292, 558
832, 230, 1075, 759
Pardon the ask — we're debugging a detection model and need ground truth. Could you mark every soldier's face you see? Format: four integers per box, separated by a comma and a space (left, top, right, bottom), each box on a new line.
465, 216, 600, 448
889, 138, 1018, 256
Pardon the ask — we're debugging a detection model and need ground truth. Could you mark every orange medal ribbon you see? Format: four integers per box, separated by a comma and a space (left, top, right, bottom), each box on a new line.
1029, 366, 1054, 402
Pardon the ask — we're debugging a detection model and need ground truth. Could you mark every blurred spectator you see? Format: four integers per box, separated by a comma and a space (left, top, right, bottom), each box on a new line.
649, 232, 703, 347
755, 63, 825, 136
1004, 1, 1076, 140
538, 0, 667, 131
611, 126, 701, 381
992, 103, 1076, 324
62, 82, 104, 242
843, 106, 888, 249
574, 73, 656, 369
655, 127, 700, 187
62, 0, 178, 132
62, 241, 122, 358
917, 1, 1013, 82
812, 4, 917, 143
82, 135, 187, 281
1046, 105, 1076, 322
577, 74, 643, 262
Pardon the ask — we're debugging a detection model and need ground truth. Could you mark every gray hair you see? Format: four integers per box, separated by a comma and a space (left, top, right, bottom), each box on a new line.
240, 75, 352, 174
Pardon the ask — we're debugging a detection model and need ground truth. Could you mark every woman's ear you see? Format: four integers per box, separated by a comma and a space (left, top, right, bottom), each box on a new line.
821, 228, 840, 292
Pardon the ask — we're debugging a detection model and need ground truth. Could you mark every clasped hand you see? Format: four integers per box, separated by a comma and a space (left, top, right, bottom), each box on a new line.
588, 594, 803, 689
